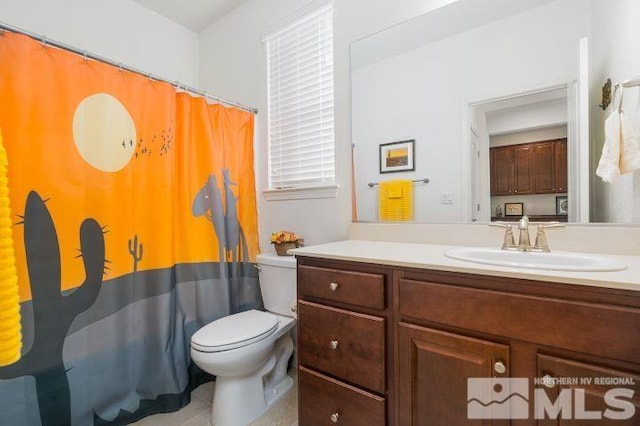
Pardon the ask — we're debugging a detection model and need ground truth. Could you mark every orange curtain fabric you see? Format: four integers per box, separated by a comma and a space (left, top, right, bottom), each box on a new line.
174, 94, 258, 265
0, 32, 258, 303
0, 32, 260, 425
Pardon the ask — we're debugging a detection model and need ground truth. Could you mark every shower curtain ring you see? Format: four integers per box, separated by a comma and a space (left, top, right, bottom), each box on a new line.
83, 50, 88, 63
41, 36, 47, 48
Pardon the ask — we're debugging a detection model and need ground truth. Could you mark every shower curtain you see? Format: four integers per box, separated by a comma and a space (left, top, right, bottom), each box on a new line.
0, 32, 261, 425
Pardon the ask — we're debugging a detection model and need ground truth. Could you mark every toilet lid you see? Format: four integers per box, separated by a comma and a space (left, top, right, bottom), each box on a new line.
191, 310, 279, 353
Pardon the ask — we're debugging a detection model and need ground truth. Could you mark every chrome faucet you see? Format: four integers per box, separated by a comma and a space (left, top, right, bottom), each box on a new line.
529, 222, 565, 252
517, 215, 531, 250
490, 215, 565, 252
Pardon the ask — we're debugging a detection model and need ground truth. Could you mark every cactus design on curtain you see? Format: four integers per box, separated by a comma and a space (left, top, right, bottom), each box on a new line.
0, 32, 261, 425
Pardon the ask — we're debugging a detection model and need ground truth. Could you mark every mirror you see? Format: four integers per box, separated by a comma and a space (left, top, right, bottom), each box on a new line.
351, 0, 640, 224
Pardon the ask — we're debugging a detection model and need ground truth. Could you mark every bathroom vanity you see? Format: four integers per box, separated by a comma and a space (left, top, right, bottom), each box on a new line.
293, 240, 640, 425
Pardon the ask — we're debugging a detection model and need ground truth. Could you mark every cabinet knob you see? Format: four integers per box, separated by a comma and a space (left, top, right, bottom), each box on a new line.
329, 340, 339, 350
290, 305, 297, 313
541, 374, 555, 388
330, 412, 339, 423
329, 282, 339, 291
494, 361, 506, 374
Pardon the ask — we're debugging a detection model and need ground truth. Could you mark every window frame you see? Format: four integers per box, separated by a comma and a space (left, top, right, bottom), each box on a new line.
263, 1, 338, 200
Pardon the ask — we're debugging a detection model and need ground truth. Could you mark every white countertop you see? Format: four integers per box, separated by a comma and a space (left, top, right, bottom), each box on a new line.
291, 240, 640, 292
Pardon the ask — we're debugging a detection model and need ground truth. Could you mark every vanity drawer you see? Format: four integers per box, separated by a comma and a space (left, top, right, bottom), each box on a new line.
298, 300, 386, 393
398, 278, 640, 362
298, 366, 385, 426
298, 265, 385, 310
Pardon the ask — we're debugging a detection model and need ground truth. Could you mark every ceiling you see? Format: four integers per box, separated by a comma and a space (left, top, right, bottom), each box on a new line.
133, 0, 247, 32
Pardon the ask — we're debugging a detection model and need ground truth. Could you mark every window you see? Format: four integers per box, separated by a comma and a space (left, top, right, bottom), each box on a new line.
265, 2, 335, 192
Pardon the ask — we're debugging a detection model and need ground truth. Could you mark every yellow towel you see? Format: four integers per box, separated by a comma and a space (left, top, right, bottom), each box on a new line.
0, 128, 21, 366
379, 179, 413, 221
387, 181, 402, 198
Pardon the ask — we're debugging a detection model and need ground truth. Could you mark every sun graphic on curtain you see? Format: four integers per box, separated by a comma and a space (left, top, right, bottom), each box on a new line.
72, 93, 136, 172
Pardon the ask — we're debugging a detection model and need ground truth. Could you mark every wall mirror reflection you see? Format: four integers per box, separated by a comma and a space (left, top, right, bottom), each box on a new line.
350, 0, 640, 224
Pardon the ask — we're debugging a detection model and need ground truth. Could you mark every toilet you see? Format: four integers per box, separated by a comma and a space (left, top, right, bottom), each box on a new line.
190, 253, 297, 426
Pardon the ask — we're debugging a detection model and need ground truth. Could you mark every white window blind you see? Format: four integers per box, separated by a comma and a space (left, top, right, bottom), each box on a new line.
266, 4, 335, 189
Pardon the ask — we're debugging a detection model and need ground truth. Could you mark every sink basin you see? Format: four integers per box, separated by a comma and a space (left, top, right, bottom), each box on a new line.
444, 247, 627, 272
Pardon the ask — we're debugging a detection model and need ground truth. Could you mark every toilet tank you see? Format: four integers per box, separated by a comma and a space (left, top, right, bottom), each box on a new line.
256, 253, 297, 317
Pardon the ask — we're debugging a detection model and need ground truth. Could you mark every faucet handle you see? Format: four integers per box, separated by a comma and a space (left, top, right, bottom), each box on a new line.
538, 221, 565, 229
489, 222, 517, 250
489, 221, 511, 228
531, 222, 565, 252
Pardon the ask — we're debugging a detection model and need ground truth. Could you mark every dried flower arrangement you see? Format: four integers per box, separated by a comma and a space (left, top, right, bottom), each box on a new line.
270, 230, 302, 256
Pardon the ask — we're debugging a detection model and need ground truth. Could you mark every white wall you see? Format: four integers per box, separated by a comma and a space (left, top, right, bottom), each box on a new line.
198, 0, 463, 251
590, 0, 640, 223
0, 0, 199, 86
486, 102, 567, 137
352, 0, 590, 223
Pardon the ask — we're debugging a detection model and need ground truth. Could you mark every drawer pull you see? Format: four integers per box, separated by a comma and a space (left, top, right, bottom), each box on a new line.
329, 282, 339, 291
494, 361, 506, 374
330, 412, 340, 423
329, 340, 339, 350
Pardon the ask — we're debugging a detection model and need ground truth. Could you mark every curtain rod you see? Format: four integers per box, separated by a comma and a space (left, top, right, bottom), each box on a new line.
0, 21, 258, 115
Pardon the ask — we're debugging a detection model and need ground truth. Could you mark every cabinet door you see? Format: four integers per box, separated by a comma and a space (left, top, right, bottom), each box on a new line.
533, 142, 556, 193
491, 147, 513, 196
398, 323, 511, 425
536, 354, 640, 425
555, 140, 567, 193
513, 144, 534, 194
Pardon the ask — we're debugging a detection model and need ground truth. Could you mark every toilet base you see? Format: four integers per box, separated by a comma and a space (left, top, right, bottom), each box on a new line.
265, 374, 293, 407
210, 332, 294, 426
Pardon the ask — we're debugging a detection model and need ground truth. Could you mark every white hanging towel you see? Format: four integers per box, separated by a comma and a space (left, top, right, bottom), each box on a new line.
595, 109, 622, 182
619, 110, 640, 174
596, 87, 640, 182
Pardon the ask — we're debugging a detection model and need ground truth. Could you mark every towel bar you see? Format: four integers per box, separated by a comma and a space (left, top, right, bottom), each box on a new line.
600, 76, 640, 110
368, 178, 429, 188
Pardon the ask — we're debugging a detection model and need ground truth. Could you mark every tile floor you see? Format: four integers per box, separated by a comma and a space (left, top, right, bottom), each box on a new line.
130, 373, 298, 426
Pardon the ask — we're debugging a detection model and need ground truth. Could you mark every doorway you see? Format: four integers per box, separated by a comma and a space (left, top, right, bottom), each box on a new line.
466, 85, 582, 223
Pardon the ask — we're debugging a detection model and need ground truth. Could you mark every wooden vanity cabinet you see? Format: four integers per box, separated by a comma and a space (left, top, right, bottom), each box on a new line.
555, 139, 567, 193
532, 142, 556, 193
490, 139, 567, 196
296, 257, 640, 425
513, 144, 535, 195
491, 146, 515, 196
296, 257, 394, 426
396, 268, 640, 425
398, 323, 510, 425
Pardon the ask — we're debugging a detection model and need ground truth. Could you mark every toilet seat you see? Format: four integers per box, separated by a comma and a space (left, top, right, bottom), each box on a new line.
191, 310, 279, 353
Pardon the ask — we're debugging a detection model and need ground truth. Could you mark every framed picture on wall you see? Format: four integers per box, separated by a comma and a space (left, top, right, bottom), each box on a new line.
504, 202, 523, 217
379, 140, 415, 173
556, 196, 568, 215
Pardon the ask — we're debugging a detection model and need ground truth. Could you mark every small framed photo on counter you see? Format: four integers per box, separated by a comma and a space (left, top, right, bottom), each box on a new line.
556, 196, 568, 215
504, 202, 523, 217
380, 140, 415, 173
